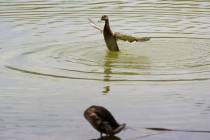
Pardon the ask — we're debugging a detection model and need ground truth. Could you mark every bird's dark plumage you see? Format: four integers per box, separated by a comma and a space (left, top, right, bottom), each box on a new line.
84, 105, 126, 136
88, 15, 150, 51
101, 15, 119, 52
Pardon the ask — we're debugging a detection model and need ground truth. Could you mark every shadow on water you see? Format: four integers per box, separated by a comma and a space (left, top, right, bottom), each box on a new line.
92, 136, 121, 140
146, 128, 210, 133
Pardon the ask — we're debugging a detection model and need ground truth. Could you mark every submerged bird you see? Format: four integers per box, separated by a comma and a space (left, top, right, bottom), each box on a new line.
88, 15, 150, 51
84, 105, 126, 137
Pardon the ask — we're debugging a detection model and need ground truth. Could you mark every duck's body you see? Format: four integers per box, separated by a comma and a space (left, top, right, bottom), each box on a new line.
88, 15, 150, 52
102, 17, 119, 51
84, 105, 126, 136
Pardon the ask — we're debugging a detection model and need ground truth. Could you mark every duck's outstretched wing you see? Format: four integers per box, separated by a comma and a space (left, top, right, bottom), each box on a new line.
114, 32, 150, 43
88, 18, 103, 33
88, 18, 150, 42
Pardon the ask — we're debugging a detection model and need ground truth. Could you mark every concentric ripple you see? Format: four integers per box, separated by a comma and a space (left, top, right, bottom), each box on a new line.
3, 37, 210, 82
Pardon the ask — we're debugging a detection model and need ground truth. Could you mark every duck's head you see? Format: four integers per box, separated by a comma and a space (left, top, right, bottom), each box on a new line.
101, 15, 109, 21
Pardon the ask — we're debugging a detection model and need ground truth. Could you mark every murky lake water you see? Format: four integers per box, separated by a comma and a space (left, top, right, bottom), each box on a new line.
0, 0, 210, 140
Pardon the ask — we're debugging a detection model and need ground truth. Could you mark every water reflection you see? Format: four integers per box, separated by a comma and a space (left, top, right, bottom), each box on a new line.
102, 50, 150, 93
102, 51, 119, 94
102, 86, 110, 94
103, 51, 119, 82
92, 136, 121, 140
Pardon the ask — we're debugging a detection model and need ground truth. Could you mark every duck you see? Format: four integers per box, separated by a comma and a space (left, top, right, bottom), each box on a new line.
88, 15, 150, 51
101, 15, 119, 51
84, 105, 126, 137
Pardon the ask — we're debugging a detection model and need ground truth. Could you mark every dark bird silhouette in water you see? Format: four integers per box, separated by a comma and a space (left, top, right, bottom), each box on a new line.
84, 105, 126, 137
88, 15, 150, 51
